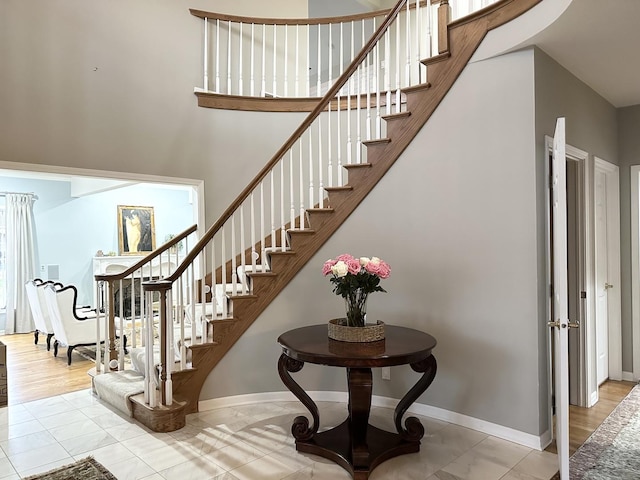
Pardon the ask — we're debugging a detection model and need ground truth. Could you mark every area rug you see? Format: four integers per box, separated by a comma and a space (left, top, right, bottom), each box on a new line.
552, 383, 640, 479
23, 457, 116, 480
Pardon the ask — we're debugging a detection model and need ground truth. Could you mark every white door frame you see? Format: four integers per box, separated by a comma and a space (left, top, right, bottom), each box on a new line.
630, 165, 640, 380
594, 157, 622, 384
545, 136, 595, 407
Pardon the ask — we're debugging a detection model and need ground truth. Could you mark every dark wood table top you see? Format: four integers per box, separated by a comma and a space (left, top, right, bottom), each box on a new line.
278, 324, 437, 368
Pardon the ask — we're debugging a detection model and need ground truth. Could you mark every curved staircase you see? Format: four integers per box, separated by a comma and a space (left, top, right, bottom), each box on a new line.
93, 0, 541, 432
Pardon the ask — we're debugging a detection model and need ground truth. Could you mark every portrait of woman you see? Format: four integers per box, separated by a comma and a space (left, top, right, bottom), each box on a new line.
118, 206, 155, 255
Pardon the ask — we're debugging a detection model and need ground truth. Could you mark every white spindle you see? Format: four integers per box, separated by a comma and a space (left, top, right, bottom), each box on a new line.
337, 23, 343, 185
214, 20, 220, 93
406, 0, 411, 87
231, 214, 237, 295
238, 23, 244, 95
328, 23, 333, 89
272, 26, 277, 96
295, 25, 300, 97
289, 150, 295, 229
221, 226, 228, 317
250, 193, 256, 287
299, 141, 305, 229
261, 24, 266, 96
318, 117, 324, 208
165, 289, 173, 405
415, 0, 422, 84
260, 182, 266, 268
270, 171, 276, 251
328, 102, 333, 188
356, 62, 362, 164
347, 22, 354, 166
395, 20, 401, 113
280, 163, 286, 251
250, 23, 255, 96
203, 18, 209, 91
308, 133, 314, 209
375, 24, 381, 138
240, 205, 246, 294
316, 25, 322, 95
306, 25, 311, 97
227, 21, 232, 94
284, 26, 289, 96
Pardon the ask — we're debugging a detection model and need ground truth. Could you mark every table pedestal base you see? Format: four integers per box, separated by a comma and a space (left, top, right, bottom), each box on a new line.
296, 419, 420, 480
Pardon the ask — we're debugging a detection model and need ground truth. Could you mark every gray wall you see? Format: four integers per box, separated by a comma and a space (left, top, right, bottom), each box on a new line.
618, 105, 640, 373
0, 0, 308, 228
204, 48, 547, 436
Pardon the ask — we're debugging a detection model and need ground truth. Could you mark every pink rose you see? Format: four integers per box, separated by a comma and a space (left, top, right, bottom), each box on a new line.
377, 260, 391, 279
322, 259, 337, 276
336, 253, 354, 262
346, 257, 361, 275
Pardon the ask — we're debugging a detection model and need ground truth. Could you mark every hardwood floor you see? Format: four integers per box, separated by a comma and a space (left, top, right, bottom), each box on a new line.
0, 332, 93, 405
0, 331, 635, 461
545, 379, 636, 455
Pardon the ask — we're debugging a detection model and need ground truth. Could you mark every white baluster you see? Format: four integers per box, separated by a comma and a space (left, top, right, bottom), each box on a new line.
238, 22, 243, 95
375, 25, 381, 138
308, 132, 314, 209
347, 22, 354, 166
295, 25, 300, 97
165, 289, 173, 405
415, 0, 422, 84
289, 150, 295, 229
260, 182, 266, 268
215, 19, 220, 93
280, 163, 287, 251
221, 226, 228, 317
385, 29, 391, 115
406, 0, 412, 87
231, 215, 238, 295
240, 204, 246, 294
250, 23, 255, 96
261, 24, 266, 96
270, 171, 276, 251
284, 25, 289, 97
366, 31, 372, 142
306, 25, 311, 97
328, 23, 333, 88
318, 117, 324, 208
316, 25, 322, 95
250, 193, 256, 289
356, 61, 362, 164
337, 23, 343, 185
328, 101, 333, 189
272, 26, 277, 96
299, 141, 305, 229
203, 18, 209, 91
395, 20, 401, 113
210, 239, 217, 319
227, 21, 232, 95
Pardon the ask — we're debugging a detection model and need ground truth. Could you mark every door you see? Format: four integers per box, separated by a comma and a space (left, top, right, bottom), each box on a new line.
594, 169, 609, 385
550, 117, 570, 479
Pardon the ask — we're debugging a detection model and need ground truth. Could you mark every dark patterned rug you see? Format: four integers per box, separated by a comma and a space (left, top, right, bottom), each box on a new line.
23, 457, 116, 480
551, 384, 640, 479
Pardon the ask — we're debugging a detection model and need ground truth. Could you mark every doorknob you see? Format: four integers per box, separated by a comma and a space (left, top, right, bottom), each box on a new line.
605, 283, 614, 289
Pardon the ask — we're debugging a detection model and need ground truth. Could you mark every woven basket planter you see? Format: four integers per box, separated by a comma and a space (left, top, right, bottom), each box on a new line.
327, 318, 385, 343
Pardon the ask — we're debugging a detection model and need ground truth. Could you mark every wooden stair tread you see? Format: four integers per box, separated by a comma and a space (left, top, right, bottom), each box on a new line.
382, 111, 412, 121
363, 138, 391, 146
343, 163, 373, 170
421, 51, 451, 66
325, 186, 353, 192
402, 82, 432, 95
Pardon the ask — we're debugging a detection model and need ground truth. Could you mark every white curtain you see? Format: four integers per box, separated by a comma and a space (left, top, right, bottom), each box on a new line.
5, 194, 38, 334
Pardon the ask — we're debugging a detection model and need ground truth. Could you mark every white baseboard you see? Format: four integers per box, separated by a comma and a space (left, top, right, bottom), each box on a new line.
199, 391, 548, 450
622, 371, 636, 382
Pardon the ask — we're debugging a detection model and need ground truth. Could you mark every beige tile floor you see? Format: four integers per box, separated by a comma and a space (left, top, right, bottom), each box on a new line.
0, 390, 558, 479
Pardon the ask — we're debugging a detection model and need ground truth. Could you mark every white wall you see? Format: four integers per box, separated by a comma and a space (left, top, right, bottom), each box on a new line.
203, 48, 546, 437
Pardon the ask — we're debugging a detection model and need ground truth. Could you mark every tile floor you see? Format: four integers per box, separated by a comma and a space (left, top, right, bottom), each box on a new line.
0, 389, 558, 479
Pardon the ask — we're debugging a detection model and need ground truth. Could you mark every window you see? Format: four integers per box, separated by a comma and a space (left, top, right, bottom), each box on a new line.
0, 201, 5, 310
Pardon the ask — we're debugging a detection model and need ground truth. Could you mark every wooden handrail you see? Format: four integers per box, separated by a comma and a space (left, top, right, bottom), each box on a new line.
94, 224, 197, 282
189, 2, 430, 26
147, 0, 411, 290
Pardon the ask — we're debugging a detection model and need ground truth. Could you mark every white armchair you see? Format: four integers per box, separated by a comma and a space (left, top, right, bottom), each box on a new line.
43, 284, 116, 365
24, 279, 63, 351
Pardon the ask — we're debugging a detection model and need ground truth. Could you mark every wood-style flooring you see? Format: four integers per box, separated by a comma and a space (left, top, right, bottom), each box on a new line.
0, 332, 93, 405
0, 332, 635, 459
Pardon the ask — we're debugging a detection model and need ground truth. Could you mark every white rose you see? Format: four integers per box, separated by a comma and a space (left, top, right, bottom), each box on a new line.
370, 257, 381, 265
331, 261, 349, 277
359, 257, 370, 266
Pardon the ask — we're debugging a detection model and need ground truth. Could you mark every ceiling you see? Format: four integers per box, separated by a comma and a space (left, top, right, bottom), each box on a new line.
521, 0, 640, 108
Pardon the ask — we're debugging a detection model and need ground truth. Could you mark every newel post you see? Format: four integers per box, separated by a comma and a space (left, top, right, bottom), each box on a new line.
144, 279, 173, 406
438, 0, 451, 54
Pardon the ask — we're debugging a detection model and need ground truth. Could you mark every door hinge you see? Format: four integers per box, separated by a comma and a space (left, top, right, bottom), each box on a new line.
580, 291, 586, 299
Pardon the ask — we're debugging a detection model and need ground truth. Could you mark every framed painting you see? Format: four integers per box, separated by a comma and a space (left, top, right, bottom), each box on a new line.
117, 205, 156, 255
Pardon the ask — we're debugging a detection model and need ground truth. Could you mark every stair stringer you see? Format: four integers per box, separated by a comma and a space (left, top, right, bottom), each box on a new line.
170, 0, 543, 417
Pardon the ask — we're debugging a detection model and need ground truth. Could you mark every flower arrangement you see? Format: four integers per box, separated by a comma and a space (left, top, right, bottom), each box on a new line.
322, 254, 391, 327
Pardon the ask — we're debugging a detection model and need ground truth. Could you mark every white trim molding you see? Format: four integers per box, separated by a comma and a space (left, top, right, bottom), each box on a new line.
631, 165, 640, 381
199, 391, 550, 451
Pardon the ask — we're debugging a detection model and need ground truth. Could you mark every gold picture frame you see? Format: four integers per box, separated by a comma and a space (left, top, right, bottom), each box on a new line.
117, 205, 156, 255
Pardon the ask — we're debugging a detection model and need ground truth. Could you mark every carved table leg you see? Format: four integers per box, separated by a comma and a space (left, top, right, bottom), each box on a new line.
394, 355, 437, 440
347, 368, 373, 470
277, 353, 319, 441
